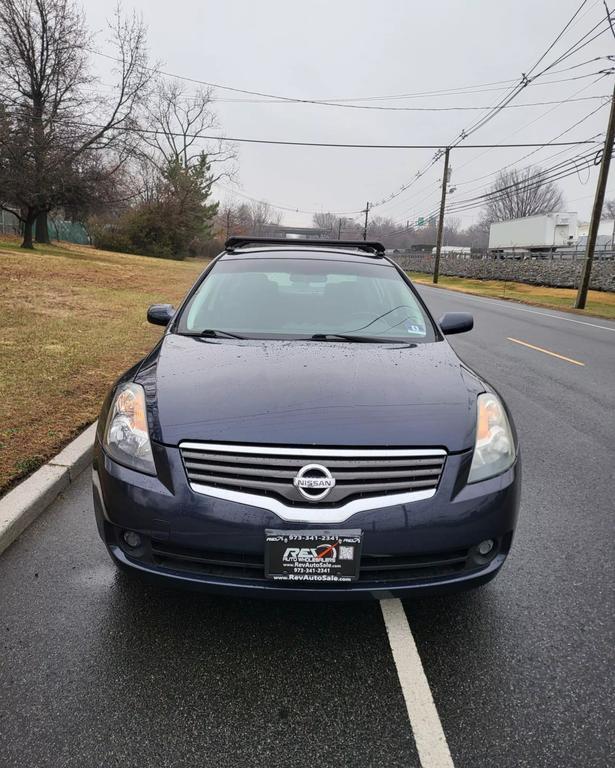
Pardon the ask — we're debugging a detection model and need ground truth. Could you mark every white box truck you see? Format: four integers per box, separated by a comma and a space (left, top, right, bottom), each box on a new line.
489, 212, 577, 252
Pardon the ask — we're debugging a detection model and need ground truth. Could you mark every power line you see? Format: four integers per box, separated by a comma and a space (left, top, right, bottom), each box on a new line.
371, 96, 607, 219
604, 0, 615, 37
215, 183, 362, 216
440, 163, 601, 218
386, 76, 611, 223
430, 159, 597, 217
445, 11, 603, 148
369, 79, 608, 214
83, 17, 612, 219
369, 7, 613, 213
89, 47, 613, 107
425, 152, 607, 219
377, 154, 607, 237
454, 100, 608, 188
453, 132, 603, 191
454, 72, 609, 172
433, 96, 609, 206
444, 148, 600, 209
30, 118, 606, 149
78, 11, 615, 223
534, 10, 613, 77
390, 140, 599, 224
379, 8, 615, 229
211, 93, 610, 113
526, 0, 591, 75
386, 129, 609, 230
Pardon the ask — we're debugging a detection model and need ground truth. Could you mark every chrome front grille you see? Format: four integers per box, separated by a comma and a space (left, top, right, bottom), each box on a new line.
179, 442, 446, 507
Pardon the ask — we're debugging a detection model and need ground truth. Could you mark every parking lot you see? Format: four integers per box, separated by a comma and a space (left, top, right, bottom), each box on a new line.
1, 284, 613, 768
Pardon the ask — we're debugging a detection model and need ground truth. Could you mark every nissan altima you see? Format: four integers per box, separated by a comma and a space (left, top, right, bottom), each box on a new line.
92, 237, 520, 599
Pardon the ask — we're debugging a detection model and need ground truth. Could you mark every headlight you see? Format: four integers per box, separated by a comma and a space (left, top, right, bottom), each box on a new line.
467, 393, 515, 483
103, 383, 155, 475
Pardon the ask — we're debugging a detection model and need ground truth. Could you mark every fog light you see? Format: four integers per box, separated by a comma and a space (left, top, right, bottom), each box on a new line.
478, 539, 494, 556
123, 530, 142, 548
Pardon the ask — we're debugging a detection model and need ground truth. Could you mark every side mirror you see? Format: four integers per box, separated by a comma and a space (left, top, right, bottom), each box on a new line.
438, 312, 473, 335
147, 304, 175, 326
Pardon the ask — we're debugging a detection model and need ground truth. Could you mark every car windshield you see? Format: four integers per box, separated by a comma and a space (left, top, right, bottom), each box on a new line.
176, 256, 436, 342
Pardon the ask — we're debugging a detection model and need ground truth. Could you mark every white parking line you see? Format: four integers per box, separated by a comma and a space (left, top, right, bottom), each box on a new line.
419, 284, 615, 333
380, 599, 455, 768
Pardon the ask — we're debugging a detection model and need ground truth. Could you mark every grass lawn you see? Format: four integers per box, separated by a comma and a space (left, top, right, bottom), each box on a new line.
407, 272, 615, 320
0, 238, 203, 495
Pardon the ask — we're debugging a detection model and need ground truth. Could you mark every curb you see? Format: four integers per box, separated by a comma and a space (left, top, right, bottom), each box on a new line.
0, 422, 97, 557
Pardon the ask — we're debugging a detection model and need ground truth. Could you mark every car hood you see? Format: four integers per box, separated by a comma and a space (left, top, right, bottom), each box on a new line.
135, 336, 485, 452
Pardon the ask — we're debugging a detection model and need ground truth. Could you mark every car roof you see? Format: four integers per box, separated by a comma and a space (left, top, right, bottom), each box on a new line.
220, 245, 391, 264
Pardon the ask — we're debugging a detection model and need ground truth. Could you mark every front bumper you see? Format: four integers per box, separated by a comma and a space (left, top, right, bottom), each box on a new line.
93, 439, 521, 600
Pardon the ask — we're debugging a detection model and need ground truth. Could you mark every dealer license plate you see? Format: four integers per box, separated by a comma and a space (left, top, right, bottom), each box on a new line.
265, 529, 362, 583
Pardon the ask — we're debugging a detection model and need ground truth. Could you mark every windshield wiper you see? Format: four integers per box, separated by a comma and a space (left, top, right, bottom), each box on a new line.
185, 329, 246, 340
310, 333, 416, 345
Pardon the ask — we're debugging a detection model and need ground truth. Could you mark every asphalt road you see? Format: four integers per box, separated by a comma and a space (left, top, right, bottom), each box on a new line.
1, 286, 614, 768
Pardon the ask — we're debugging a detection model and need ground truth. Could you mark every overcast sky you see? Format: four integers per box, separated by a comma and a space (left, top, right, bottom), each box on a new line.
83, 0, 614, 228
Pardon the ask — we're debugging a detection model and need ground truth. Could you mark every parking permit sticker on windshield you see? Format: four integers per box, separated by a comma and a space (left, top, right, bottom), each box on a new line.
405, 321, 426, 335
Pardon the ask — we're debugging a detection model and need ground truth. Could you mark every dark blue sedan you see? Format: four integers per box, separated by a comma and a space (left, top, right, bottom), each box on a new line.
92, 237, 520, 599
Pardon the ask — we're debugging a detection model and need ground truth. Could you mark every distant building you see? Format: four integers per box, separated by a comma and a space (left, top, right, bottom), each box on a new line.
431, 246, 471, 259
391, 243, 435, 254
257, 225, 334, 239
576, 219, 615, 250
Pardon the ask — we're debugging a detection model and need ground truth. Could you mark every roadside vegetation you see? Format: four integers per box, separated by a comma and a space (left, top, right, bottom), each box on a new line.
408, 272, 615, 320
0, 238, 203, 495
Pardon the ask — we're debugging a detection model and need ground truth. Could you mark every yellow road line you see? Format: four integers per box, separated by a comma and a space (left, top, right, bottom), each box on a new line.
507, 337, 585, 367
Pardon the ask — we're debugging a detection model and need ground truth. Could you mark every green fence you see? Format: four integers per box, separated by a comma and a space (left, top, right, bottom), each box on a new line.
0, 210, 20, 235
49, 218, 90, 245
1, 212, 89, 245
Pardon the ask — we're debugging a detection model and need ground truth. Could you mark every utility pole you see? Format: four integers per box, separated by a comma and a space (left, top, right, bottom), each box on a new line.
433, 147, 451, 284
338, 218, 343, 240
575, 81, 615, 309
362, 202, 371, 241
225, 209, 231, 240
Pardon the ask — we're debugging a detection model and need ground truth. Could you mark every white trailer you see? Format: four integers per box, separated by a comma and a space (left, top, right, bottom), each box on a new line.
489, 212, 577, 252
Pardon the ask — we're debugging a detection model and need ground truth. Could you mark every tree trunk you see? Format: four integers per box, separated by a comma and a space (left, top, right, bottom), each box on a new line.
21, 210, 36, 249
35, 211, 51, 244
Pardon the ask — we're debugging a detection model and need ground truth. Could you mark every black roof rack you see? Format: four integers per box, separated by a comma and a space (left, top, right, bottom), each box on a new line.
224, 236, 386, 256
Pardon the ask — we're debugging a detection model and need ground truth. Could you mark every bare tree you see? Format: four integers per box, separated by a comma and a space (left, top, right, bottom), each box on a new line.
338, 217, 362, 239
602, 198, 615, 219
215, 202, 254, 239
140, 80, 236, 181
312, 212, 340, 234
312, 212, 362, 238
365, 215, 398, 242
482, 166, 564, 224
453, 220, 489, 248
127, 79, 237, 246
246, 201, 281, 233
0, 0, 151, 248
